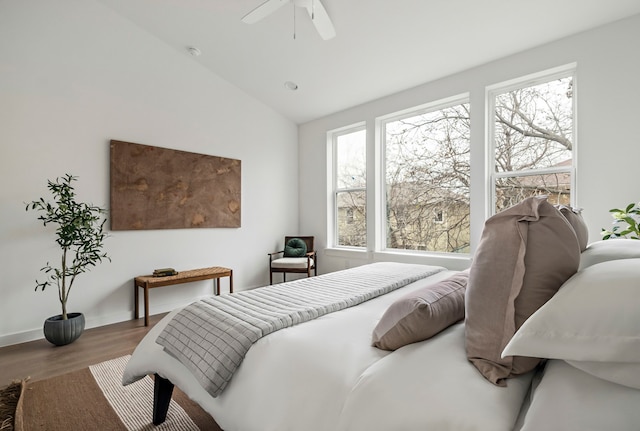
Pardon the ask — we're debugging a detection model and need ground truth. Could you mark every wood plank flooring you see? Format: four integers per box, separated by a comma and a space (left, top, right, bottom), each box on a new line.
0, 313, 167, 389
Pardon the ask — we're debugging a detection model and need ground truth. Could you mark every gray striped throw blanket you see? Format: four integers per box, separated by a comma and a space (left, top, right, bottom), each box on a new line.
156, 262, 445, 397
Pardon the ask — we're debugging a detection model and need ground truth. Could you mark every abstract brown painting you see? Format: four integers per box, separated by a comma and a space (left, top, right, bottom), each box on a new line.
110, 140, 241, 230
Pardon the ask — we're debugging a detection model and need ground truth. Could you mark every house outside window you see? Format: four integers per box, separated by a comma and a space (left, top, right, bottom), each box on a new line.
381, 98, 471, 253
332, 127, 366, 247
346, 208, 355, 224
489, 70, 575, 214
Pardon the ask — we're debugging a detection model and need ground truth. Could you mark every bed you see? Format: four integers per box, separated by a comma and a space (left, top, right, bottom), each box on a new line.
123, 198, 640, 431
124, 264, 535, 431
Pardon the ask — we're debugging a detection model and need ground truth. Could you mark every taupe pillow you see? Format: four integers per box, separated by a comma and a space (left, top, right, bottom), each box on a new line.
556, 205, 589, 251
372, 271, 468, 351
465, 196, 580, 386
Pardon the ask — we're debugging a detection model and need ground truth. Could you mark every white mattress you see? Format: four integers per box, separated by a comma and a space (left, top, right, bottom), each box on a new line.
123, 269, 533, 431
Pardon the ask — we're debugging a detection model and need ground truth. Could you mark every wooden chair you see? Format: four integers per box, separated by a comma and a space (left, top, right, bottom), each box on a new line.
268, 236, 317, 284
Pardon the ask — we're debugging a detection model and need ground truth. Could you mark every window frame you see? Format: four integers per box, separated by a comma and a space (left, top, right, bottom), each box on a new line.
325, 64, 578, 260
328, 123, 367, 249
487, 65, 577, 216
377, 94, 471, 254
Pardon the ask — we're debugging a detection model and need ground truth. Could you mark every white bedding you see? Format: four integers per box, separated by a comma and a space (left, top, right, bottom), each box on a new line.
519, 360, 640, 431
335, 324, 533, 431
123, 269, 533, 431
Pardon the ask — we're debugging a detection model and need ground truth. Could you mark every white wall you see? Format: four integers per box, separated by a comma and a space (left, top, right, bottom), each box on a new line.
299, 14, 640, 275
0, 0, 298, 346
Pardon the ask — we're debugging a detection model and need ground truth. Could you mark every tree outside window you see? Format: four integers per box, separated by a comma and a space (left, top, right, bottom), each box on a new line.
329, 67, 576, 255
383, 101, 471, 253
334, 128, 366, 247
492, 75, 574, 212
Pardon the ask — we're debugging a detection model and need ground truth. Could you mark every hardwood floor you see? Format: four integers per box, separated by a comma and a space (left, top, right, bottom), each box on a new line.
0, 313, 167, 389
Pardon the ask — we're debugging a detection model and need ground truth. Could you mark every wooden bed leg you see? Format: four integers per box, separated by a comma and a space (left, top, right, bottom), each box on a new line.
153, 373, 174, 425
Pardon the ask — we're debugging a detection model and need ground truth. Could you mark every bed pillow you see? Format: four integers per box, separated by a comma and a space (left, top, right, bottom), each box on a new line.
565, 360, 640, 390
284, 237, 307, 257
465, 196, 580, 386
502, 258, 640, 363
579, 238, 640, 270
372, 271, 468, 351
555, 205, 589, 251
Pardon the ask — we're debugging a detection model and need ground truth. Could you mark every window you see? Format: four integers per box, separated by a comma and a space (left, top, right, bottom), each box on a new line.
490, 71, 575, 213
326, 65, 577, 257
332, 127, 366, 247
382, 99, 471, 253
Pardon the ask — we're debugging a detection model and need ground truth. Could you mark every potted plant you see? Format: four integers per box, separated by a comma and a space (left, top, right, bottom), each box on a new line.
26, 174, 110, 345
601, 202, 640, 240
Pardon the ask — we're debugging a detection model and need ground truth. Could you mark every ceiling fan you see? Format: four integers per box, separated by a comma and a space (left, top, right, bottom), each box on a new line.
242, 0, 336, 40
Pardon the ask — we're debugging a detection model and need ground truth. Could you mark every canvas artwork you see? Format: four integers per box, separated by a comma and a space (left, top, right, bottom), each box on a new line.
110, 140, 241, 230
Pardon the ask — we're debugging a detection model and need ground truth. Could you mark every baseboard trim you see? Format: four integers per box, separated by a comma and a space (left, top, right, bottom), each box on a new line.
0, 311, 134, 348
0, 299, 200, 348
0, 328, 44, 347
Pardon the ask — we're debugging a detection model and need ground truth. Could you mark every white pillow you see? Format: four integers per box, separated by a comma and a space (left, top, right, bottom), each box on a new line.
579, 239, 640, 270
565, 360, 640, 389
502, 258, 640, 363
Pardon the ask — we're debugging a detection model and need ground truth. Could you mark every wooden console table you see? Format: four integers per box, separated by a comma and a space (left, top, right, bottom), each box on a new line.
134, 266, 233, 326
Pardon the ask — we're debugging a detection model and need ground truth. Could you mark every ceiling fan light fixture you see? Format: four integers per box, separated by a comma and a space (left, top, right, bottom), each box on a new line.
242, 0, 335, 40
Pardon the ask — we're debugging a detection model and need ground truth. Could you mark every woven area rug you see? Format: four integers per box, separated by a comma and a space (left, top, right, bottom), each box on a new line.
5, 356, 221, 431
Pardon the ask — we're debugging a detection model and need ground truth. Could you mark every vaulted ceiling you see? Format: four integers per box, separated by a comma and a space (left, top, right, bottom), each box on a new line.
97, 0, 640, 124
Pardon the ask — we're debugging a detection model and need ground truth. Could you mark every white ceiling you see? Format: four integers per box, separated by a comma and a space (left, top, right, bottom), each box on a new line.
97, 0, 640, 124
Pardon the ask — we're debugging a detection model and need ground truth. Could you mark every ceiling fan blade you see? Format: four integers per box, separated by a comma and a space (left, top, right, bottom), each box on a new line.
303, 0, 335, 40
242, 0, 290, 24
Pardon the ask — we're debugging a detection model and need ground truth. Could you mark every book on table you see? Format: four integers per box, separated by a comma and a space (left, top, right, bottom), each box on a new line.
153, 268, 178, 277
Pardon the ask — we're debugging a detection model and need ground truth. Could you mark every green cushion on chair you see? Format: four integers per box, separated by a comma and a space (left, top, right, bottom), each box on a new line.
284, 238, 307, 257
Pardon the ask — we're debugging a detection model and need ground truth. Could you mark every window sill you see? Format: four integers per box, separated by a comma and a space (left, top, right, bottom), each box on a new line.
323, 247, 471, 271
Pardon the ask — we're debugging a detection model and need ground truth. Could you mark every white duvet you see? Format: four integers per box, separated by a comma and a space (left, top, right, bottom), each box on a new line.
123, 269, 533, 431
518, 360, 640, 431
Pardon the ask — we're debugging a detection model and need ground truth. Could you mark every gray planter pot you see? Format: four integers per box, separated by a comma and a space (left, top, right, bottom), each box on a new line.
43, 312, 85, 346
